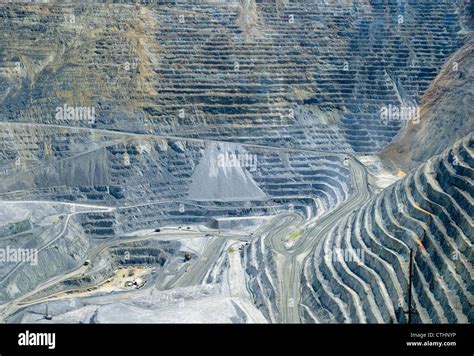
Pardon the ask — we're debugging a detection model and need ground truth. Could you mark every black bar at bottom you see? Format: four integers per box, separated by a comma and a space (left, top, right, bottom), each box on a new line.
0, 324, 471, 355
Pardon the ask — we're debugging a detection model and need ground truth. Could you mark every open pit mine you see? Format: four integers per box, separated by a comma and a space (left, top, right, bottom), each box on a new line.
0, 0, 472, 324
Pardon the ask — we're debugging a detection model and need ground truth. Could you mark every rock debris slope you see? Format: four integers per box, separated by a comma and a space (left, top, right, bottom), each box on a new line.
0, 1, 470, 153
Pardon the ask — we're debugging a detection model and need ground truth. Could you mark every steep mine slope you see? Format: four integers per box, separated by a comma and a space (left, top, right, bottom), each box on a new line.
382, 37, 474, 171
0, 123, 352, 232
0, 0, 470, 153
0, 1, 472, 323
300, 134, 473, 323
0, 121, 352, 306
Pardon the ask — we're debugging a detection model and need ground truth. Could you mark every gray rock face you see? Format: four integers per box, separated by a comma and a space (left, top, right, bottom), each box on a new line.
187, 142, 266, 201
382, 39, 474, 170
300, 135, 473, 323
0, 213, 90, 303
0, 1, 470, 153
0, 0, 472, 324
